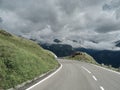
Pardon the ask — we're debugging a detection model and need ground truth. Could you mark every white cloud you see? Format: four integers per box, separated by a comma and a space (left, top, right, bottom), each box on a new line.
0, 0, 120, 50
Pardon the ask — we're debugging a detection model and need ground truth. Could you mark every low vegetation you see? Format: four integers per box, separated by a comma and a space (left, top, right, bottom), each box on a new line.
0, 30, 59, 89
65, 51, 120, 72
100, 63, 120, 72
65, 52, 97, 64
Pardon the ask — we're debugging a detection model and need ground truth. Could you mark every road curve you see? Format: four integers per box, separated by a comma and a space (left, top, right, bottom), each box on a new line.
26, 59, 120, 90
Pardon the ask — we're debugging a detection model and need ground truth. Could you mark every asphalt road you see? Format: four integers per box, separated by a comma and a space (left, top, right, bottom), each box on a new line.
26, 59, 120, 90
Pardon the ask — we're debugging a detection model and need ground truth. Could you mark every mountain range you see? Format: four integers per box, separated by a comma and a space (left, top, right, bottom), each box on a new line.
38, 39, 120, 68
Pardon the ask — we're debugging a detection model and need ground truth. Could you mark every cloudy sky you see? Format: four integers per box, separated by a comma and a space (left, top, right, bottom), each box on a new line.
0, 0, 120, 50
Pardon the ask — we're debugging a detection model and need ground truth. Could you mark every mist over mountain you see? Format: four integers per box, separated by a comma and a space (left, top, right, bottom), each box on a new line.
39, 42, 120, 68
1, 0, 120, 51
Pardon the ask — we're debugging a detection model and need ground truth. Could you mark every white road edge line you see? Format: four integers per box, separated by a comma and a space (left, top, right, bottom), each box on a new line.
26, 64, 63, 90
81, 66, 91, 74
100, 86, 105, 90
92, 64, 120, 75
92, 75, 97, 81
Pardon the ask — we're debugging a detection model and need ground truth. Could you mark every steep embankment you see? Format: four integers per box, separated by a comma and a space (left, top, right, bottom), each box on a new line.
65, 52, 97, 64
0, 30, 59, 89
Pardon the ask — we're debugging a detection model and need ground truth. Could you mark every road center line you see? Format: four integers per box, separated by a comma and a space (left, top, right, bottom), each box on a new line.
100, 86, 105, 90
92, 75, 97, 81
81, 66, 91, 74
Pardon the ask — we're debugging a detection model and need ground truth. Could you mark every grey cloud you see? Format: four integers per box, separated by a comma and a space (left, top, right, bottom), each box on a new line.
0, 17, 3, 28
95, 21, 120, 33
103, 0, 120, 10
0, 0, 120, 50
103, 4, 112, 11
58, 0, 104, 15
0, 17, 2, 23
16, 1, 57, 23
116, 8, 120, 19
57, 0, 80, 15
0, 0, 61, 33
103, 0, 120, 19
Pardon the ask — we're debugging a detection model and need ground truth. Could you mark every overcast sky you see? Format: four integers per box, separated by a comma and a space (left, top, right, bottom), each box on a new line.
0, 0, 120, 50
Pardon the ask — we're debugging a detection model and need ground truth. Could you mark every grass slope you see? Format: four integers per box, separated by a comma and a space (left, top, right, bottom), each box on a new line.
65, 52, 97, 64
0, 30, 59, 89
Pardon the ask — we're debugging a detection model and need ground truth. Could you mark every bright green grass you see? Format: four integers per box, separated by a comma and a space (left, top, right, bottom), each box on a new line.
0, 30, 59, 89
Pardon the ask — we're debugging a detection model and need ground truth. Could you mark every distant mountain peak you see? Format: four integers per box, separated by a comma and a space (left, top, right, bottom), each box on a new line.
115, 40, 120, 47
53, 39, 62, 43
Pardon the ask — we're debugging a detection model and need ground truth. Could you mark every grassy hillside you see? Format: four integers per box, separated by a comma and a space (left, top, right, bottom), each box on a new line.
65, 52, 97, 64
0, 30, 59, 89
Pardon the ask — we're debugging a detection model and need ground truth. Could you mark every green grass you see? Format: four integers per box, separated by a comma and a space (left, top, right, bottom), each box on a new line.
65, 51, 120, 73
65, 52, 97, 64
0, 30, 59, 89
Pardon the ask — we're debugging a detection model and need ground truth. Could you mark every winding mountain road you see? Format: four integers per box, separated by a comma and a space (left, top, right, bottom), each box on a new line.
26, 59, 120, 90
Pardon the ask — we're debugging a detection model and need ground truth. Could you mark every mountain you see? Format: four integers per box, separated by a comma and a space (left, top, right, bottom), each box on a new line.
75, 48, 120, 68
0, 30, 58, 89
40, 43, 74, 57
65, 51, 97, 64
53, 39, 62, 43
39, 43, 120, 68
115, 40, 120, 47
